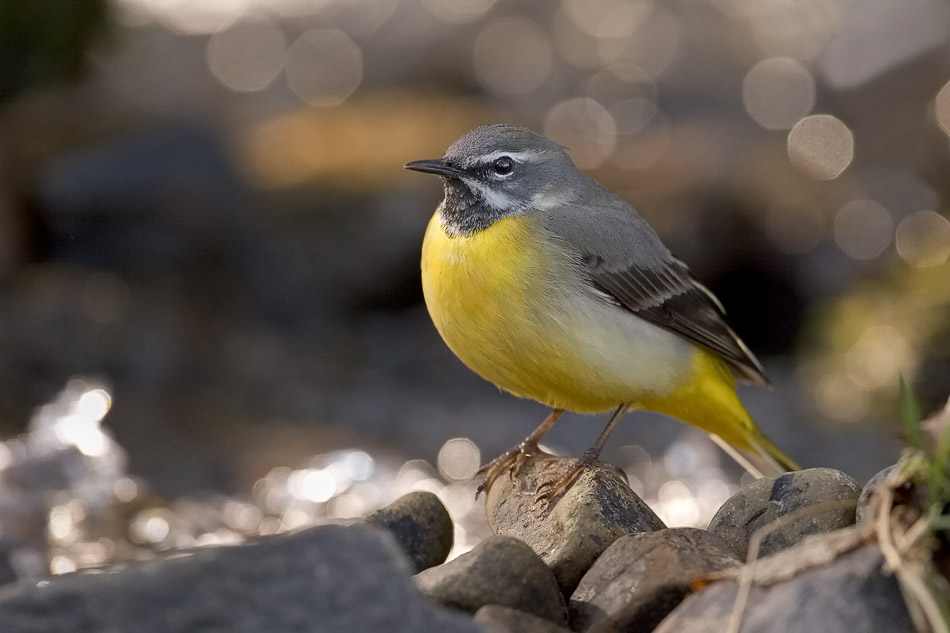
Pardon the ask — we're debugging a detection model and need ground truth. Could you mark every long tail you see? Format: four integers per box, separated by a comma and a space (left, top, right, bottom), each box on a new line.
749, 430, 799, 471
711, 430, 799, 478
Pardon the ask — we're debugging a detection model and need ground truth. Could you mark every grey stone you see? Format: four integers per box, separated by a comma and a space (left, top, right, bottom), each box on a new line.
485, 454, 665, 595
475, 605, 574, 633
570, 528, 741, 633
707, 467, 861, 560
653, 544, 913, 633
415, 535, 567, 624
365, 490, 454, 572
0, 524, 488, 633
855, 465, 898, 524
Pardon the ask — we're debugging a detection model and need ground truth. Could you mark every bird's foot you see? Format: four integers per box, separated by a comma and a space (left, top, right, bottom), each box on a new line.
475, 440, 542, 498
533, 448, 599, 507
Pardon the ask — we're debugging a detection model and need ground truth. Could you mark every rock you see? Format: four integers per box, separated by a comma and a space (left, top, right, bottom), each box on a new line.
0, 524, 488, 633
855, 465, 897, 524
484, 454, 666, 595
365, 490, 454, 572
475, 605, 574, 633
570, 528, 741, 633
653, 542, 913, 633
414, 535, 566, 623
707, 467, 861, 560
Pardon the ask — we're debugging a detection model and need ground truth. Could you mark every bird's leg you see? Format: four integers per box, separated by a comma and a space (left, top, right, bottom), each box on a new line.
475, 409, 564, 498
535, 403, 631, 505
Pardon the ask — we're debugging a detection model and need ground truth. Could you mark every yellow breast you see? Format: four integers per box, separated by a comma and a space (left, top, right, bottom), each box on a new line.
421, 211, 558, 401
420, 210, 694, 413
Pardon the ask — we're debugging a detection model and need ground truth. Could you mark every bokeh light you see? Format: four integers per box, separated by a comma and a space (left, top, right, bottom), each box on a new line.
816, 372, 870, 422
316, 0, 399, 35
147, 0, 249, 36
436, 438, 480, 482
288, 468, 338, 503
588, 66, 657, 136
473, 18, 552, 98
544, 97, 617, 169
787, 114, 854, 180
552, 6, 604, 69
618, 435, 737, 528
561, 0, 653, 40
845, 325, 914, 389
595, 6, 679, 78
834, 200, 893, 260
743, 58, 816, 130
285, 29, 362, 106
610, 113, 670, 170
937, 80, 950, 137
420, 0, 497, 24
656, 480, 699, 527
747, 0, 838, 61
207, 14, 286, 92
130, 508, 173, 545
46, 386, 115, 458
895, 210, 950, 267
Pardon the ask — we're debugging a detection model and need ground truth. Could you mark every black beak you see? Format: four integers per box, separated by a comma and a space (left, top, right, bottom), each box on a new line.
404, 159, 466, 178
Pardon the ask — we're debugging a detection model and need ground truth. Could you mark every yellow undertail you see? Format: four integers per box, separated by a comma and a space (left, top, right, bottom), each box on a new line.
638, 348, 799, 476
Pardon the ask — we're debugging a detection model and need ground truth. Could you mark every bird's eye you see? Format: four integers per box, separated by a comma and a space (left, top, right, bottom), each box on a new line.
492, 156, 514, 176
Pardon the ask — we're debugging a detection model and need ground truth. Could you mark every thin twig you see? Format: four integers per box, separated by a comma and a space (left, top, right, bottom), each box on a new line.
872, 466, 949, 633
725, 499, 859, 633
897, 515, 933, 557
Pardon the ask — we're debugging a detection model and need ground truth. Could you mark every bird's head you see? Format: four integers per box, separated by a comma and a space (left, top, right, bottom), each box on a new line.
406, 124, 580, 236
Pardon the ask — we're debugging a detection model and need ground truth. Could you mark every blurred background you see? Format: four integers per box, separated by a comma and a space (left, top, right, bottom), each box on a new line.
0, 0, 948, 579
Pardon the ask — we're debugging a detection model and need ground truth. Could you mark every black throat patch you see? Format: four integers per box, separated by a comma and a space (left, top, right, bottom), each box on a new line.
439, 179, 507, 237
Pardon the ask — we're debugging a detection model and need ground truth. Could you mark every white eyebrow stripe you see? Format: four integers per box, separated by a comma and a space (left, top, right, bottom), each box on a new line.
477, 150, 547, 164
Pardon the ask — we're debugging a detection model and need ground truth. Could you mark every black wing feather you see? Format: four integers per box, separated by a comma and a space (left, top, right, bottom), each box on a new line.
585, 258, 770, 387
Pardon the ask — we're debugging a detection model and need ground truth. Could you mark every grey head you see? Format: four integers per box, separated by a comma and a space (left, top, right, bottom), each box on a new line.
405, 124, 586, 236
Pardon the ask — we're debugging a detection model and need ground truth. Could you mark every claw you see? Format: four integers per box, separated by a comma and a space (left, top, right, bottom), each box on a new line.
532, 462, 586, 507
532, 448, 602, 506
474, 440, 540, 499
473, 409, 566, 499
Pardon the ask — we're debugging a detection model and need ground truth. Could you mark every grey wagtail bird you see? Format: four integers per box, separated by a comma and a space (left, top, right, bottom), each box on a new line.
406, 124, 798, 502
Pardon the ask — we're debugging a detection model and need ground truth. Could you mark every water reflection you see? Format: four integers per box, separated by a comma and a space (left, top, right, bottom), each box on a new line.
0, 380, 750, 578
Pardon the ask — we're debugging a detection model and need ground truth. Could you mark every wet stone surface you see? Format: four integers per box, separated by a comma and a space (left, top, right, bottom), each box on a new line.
474, 605, 574, 633
569, 528, 741, 633
484, 454, 666, 595
365, 490, 454, 572
653, 542, 913, 633
0, 524, 488, 633
855, 464, 898, 524
707, 467, 861, 560
414, 535, 567, 624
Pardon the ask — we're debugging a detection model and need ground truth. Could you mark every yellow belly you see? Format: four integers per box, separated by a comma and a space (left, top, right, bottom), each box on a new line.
420, 210, 698, 413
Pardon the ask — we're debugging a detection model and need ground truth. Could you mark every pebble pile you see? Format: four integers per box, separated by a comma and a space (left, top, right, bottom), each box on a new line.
0, 456, 917, 632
